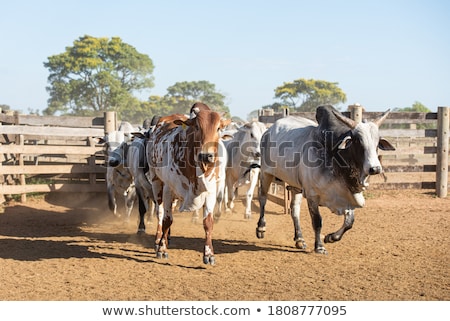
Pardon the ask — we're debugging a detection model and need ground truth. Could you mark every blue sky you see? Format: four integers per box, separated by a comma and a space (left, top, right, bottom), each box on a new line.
1, 0, 449, 120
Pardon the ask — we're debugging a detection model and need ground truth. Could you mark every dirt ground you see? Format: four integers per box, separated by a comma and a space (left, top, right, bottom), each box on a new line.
0, 188, 448, 301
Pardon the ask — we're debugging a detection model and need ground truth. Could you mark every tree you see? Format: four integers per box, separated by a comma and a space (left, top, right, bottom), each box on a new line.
164, 81, 230, 116
274, 78, 347, 112
393, 101, 430, 112
0, 104, 11, 112
393, 101, 432, 129
43, 35, 154, 116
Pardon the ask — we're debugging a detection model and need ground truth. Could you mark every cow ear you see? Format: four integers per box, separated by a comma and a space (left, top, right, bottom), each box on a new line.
174, 119, 187, 127
220, 134, 234, 141
337, 135, 352, 149
220, 119, 232, 129
131, 132, 146, 139
94, 137, 106, 145
378, 138, 395, 151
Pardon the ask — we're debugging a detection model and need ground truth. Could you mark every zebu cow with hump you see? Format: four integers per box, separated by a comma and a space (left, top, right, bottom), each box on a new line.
257, 105, 395, 254
147, 109, 230, 264
224, 121, 267, 219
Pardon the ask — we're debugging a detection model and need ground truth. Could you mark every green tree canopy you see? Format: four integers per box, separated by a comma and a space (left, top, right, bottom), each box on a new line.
392, 102, 432, 129
43, 35, 154, 116
115, 81, 231, 124
393, 101, 430, 112
164, 80, 230, 116
274, 78, 347, 112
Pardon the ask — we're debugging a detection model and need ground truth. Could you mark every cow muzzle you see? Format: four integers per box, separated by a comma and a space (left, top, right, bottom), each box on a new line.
198, 152, 215, 164
369, 166, 382, 175
108, 157, 121, 167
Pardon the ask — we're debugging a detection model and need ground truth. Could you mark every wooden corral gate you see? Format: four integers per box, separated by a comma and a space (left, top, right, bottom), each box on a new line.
259, 106, 449, 213
0, 111, 122, 204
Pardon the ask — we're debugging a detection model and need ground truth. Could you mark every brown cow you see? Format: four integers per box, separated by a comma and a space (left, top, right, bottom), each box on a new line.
147, 107, 230, 264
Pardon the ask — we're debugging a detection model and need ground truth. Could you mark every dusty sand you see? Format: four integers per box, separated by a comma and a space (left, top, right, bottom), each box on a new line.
0, 188, 448, 301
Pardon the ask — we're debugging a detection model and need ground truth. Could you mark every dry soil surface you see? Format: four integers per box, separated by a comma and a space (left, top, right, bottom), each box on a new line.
0, 189, 448, 301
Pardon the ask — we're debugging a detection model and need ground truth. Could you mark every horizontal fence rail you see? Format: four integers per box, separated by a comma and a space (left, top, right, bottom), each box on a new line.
0, 111, 111, 203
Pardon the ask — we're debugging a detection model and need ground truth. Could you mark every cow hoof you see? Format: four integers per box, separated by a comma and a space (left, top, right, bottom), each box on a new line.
156, 252, 169, 259
295, 239, 307, 250
203, 255, 215, 265
324, 234, 340, 243
244, 213, 251, 220
136, 229, 146, 235
256, 227, 265, 239
315, 247, 328, 255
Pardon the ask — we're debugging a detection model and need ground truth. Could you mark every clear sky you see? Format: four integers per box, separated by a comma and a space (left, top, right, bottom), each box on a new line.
1, 0, 449, 120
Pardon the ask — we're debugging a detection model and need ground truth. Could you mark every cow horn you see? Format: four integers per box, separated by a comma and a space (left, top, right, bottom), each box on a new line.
333, 110, 357, 129
374, 109, 390, 127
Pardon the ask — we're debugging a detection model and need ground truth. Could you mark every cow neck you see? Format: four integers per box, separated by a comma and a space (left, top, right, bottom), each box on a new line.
180, 127, 216, 190
332, 131, 365, 194
199, 160, 216, 177
317, 128, 365, 194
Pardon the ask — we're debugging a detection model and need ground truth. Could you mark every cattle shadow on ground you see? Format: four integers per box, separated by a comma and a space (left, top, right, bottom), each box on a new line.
0, 238, 121, 261
0, 203, 301, 263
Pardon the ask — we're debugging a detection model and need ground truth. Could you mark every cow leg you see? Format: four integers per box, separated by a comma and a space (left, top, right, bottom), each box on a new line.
227, 184, 237, 212
151, 179, 164, 253
124, 185, 136, 222
136, 188, 147, 234
192, 210, 200, 224
156, 185, 173, 259
107, 186, 118, 216
203, 211, 215, 265
289, 188, 307, 250
256, 172, 274, 239
213, 181, 225, 222
307, 198, 327, 254
202, 193, 216, 265
244, 168, 259, 219
325, 209, 354, 243
223, 185, 230, 212
146, 199, 155, 225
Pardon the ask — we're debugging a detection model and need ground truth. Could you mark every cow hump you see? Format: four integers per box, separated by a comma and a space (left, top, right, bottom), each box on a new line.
315, 105, 351, 139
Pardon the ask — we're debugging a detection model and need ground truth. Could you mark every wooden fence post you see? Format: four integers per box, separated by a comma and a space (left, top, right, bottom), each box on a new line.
349, 104, 363, 123
436, 106, 449, 198
104, 111, 117, 134
15, 134, 26, 203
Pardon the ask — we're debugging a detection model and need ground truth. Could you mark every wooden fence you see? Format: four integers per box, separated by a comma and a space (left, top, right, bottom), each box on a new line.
0, 111, 110, 203
0, 107, 448, 208
259, 106, 449, 212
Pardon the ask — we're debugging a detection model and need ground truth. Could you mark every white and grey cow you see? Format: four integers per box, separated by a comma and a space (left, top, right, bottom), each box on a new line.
104, 121, 139, 221
223, 121, 267, 219
257, 105, 395, 254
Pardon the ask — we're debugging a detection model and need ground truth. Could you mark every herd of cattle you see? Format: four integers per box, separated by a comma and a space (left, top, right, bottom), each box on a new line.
103, 103, 394, 264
